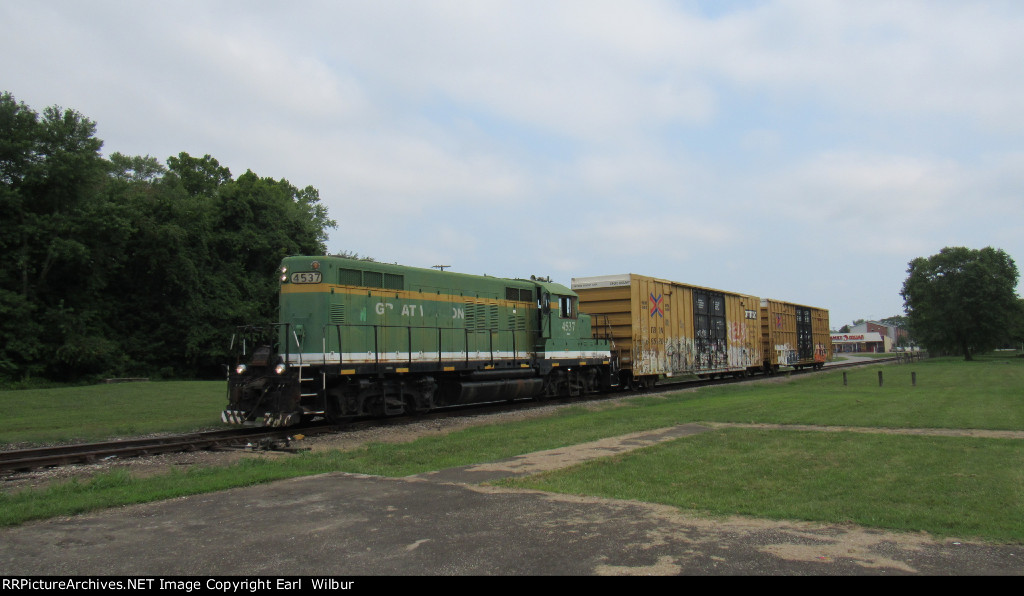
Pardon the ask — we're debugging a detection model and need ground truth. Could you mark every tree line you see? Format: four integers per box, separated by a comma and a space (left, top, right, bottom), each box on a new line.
1, 92, 336, 382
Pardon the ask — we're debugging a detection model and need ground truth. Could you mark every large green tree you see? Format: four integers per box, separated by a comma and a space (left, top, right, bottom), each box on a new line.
1, 92, 337, 381
1010, 298, 1024, 350
0, 92, 111, 378
97, 153, 337, 377
900, 246, 1020, 360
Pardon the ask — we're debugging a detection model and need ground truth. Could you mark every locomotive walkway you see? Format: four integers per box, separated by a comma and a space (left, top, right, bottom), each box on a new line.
1, 422, 1022, 576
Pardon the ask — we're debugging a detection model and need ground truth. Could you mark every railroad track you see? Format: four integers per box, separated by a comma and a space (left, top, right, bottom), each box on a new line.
2, 355, 909, 475
0, 427, 314, 475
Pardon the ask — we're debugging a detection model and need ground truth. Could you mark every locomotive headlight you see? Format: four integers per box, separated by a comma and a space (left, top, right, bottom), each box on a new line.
235, 364, 247, 375
274, 363, 287, 375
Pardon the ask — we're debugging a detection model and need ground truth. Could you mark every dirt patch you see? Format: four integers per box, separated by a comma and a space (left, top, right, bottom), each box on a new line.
457, 424, 709, 477
461, 485, 1015, 574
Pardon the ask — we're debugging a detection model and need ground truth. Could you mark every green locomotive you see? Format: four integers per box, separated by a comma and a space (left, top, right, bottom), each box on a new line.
223, 256, 615, 426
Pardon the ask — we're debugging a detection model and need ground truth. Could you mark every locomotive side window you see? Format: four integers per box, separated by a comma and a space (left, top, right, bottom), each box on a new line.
559, 296, 577, 319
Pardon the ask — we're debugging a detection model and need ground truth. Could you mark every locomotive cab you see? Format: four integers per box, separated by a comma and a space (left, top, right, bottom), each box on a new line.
534, 282, 599, 350
533, 281, 617, 394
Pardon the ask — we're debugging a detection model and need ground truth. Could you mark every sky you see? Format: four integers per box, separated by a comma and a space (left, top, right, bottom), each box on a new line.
4, 0, 1023, 329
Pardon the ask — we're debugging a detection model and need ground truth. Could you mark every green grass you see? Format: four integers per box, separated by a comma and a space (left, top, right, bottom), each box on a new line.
501, 428, 1024, 542
1, 355, 1023, 541
0, 381, 225, 446
657, 356, 1024, 430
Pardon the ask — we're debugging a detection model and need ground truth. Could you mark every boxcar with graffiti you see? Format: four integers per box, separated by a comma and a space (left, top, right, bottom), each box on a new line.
759, 299, 832, 372
571, 274, 763, 387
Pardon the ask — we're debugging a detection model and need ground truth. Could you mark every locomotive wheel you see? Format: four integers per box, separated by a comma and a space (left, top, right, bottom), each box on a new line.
404, 395, 430, 416
324, 394, 350, 425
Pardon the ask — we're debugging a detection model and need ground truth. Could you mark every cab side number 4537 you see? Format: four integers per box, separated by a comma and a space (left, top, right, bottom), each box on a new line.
291, 272, 323, 284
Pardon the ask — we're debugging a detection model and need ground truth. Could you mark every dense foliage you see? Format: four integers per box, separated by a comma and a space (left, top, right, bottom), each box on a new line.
0, 92, 336, 381
900, 246, 1021, 360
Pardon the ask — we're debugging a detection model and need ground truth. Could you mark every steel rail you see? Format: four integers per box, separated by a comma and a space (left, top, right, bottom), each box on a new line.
0, 427, 293, 474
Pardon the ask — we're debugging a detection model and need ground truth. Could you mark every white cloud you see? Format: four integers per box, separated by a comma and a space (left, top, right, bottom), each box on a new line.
563, 213, 739, 270
180, 30, 371, 126
711, 0, 1024, 129
788, 152, 959, 219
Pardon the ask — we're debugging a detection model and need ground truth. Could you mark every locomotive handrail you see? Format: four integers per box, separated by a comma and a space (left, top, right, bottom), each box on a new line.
292, 329, 303, 368
319, 322, 526, 372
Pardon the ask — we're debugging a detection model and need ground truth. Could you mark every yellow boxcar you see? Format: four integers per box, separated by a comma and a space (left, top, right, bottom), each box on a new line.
760, 299, 832, 371
572, 274, 762, 387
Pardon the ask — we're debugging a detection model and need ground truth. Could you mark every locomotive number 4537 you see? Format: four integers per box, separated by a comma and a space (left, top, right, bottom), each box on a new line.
291, 272, 322, 284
